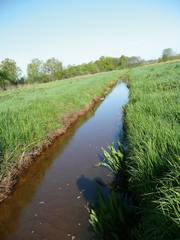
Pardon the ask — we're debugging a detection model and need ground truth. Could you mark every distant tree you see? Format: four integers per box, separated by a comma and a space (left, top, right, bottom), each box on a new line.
95, 57, 115, 71
0, 70, 9, 90
0, 58, 21, 85
119, 55, 128, 68
18, 76, 26, 84
86, 62, 99, 73
111, 57, 120, 68
128, 56, 143, 66
43, 58, 63, 81
25, 54, 149, 84
27, 59, 44, 83
162, 48, 174, 61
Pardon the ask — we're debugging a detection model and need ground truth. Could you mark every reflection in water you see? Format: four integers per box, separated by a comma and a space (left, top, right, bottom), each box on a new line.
0, 82, 129, 240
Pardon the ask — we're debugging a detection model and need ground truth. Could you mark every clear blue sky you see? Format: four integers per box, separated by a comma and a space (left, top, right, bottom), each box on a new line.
0, 0, 180, 73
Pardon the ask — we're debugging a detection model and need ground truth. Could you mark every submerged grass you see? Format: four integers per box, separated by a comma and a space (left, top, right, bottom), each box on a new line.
90, 61, 180, 239
0, 70, 121, 180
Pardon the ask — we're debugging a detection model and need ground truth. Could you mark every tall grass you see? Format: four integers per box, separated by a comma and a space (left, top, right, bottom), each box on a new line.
90, 61, 180, 239
126, 61, 180, 239
0, 70, 121, 179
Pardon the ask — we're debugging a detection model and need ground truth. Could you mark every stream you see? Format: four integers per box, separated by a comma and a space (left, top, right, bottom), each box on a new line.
0, 82, 129, 240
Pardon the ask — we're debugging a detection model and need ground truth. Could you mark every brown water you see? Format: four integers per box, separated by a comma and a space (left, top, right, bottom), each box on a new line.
0, 82, 129, 240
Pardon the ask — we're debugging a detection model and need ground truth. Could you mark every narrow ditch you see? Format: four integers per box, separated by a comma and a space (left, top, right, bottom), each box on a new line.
0, 82, 129, 240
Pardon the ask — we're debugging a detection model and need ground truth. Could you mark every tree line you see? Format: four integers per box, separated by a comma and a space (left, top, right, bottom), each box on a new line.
26, 55, 145, 84
0, 48, 179, 89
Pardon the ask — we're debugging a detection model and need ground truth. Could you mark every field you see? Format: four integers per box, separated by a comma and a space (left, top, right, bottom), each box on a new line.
0, 70, 120, 181
90, 61, 180, 239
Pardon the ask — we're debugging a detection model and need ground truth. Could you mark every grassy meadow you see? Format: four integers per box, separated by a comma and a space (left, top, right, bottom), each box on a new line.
90, 61, 180, 239
0, 70, 121, 180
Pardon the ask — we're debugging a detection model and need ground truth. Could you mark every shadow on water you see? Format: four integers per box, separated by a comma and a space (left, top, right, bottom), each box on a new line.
76, 175, 110, 208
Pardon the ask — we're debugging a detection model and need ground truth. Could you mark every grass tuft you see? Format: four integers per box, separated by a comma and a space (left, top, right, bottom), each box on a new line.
97, 143, 124, 175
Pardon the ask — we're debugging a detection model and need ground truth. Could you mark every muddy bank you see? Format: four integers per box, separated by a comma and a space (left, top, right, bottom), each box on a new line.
0, 82, 115, 203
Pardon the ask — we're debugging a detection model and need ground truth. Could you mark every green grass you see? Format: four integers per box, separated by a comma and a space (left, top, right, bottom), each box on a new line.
0, 70, 121, 179
90, 191, 137, 240
126, 61, 180, 239
90, 61, 180, 239
97, 143, 124, 175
